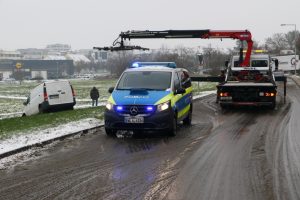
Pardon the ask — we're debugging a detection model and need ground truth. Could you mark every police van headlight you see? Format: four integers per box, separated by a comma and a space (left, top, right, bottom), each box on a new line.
157, 101, 170, 112
106, 102, 113, 111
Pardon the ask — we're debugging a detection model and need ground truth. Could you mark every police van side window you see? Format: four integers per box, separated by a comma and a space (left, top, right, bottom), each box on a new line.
180, 71, 192, 89
174, 72, 180, 91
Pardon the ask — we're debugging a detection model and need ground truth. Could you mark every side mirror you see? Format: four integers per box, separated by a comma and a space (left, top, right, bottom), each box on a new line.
108, 87, 114, 93
175, 88, 186, 95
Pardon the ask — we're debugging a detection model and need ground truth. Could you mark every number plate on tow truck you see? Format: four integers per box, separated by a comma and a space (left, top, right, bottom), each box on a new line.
124, 116, 144, 123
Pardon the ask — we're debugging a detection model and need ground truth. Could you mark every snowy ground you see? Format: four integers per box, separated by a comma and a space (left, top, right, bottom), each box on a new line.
0, 91, 216, 160
0, 118, 102, 156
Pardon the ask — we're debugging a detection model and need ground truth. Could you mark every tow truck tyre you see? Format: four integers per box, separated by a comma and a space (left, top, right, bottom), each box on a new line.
105, 128, 116, 137
270, 101, 276, 109
220, 103, 227, 109
168, 116, 177, 136
183, 108, 192, 125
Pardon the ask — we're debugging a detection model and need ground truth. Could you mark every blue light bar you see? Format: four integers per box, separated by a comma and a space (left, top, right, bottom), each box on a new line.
130, 62, 176, 68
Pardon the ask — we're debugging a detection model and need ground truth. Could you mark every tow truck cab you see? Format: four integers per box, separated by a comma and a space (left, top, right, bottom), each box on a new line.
104, 62, 193, 136
218, 54, 277, 108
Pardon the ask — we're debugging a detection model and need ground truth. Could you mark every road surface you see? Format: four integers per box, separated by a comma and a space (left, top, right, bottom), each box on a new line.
0, 79, 300, 200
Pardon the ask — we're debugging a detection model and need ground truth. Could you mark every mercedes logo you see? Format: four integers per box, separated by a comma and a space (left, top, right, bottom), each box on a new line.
130, 106, 138, 115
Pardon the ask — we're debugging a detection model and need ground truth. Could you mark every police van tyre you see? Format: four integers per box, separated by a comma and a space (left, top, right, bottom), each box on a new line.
168, 116, 177, 136
105, 128, 116, 137
183, 107, 192, 125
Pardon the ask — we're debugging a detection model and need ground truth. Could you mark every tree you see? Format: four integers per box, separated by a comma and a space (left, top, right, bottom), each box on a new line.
284, 30, 300, 52
265, 33, 289, 54
202, 44, 229, 75
13, 70, 24, 85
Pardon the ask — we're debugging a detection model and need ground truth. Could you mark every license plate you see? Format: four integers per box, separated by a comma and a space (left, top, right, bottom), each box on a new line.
124, 116, 144, 123
220, 96, 232, 100
49, 94, 59, 99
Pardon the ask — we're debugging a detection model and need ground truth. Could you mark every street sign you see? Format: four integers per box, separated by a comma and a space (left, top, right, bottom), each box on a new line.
16, 63, 22, 69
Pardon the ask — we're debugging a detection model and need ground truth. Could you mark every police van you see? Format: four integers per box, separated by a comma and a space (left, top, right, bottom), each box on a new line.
104, 62, 193, 136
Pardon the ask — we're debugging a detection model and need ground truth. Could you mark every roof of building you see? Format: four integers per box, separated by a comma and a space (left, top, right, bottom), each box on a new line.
66, 54, 90, 63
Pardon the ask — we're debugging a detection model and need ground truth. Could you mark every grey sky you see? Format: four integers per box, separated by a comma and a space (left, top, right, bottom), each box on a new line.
0, 0, 299, 51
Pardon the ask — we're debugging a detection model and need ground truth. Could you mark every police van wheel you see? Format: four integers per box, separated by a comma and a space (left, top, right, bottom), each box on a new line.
168, 117, 177, 136
105, 128, 116, 137
183, 109, 192, 125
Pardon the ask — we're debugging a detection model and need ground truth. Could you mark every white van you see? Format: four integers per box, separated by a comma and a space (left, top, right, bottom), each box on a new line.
23, 80, 76, 116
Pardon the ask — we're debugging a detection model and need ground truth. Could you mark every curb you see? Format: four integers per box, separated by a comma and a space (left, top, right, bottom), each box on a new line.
0, 125, 104, 160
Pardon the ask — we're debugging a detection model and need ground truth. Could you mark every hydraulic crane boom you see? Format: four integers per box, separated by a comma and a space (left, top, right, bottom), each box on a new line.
119, 30, 253, 67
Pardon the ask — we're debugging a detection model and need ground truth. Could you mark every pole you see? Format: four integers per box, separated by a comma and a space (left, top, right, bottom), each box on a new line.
295, 24, 297, 75
56, 61, 59, 79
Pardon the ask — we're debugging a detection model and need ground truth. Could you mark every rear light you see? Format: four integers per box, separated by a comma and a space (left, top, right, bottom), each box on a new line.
219, 92, 230, 97
43, 84, 48, 101
44, 92, 48, 101
260, 92, 276, 97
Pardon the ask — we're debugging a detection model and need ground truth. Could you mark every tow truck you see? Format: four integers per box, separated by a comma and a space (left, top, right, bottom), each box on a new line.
94, 29, 286, 109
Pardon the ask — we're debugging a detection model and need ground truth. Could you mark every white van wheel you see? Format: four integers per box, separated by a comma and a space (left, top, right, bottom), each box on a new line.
38, 105, 44, 113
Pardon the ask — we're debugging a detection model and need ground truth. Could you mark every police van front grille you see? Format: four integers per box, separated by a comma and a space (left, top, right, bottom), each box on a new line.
114, 105, 156, 116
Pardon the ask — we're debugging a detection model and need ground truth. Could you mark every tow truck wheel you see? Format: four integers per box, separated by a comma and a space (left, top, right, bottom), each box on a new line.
183, 109, 192, 125
105, 128, 116, 137
220, 103, 231, 109
270, 102, 276, 109
168, 117, 177, 136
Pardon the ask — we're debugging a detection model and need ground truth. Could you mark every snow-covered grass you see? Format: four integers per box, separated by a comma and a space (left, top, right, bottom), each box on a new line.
0, 118, 102, 156
192, 82, 217, 95
0, 79, 117, 115
0, 106, 104, 140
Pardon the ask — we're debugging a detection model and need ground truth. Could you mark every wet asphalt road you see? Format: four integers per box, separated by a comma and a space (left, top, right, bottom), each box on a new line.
0, 79, 300, 200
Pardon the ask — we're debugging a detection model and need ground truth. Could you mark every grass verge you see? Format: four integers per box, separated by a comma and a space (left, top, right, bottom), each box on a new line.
0, 106, 104, 140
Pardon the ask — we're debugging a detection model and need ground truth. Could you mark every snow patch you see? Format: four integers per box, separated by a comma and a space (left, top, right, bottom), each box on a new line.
0, 118, 102, 156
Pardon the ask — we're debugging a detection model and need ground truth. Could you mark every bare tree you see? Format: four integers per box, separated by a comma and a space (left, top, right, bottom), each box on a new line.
265, 33, 289, 54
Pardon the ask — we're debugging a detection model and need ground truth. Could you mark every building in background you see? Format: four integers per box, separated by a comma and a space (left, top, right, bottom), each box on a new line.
17, 48, 47, 60
46, 44, 71, 53
0, 59, 74, 80
0, 50, 22, 60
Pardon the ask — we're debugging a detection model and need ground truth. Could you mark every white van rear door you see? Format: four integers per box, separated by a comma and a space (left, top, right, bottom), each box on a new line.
46, 81, 74, 105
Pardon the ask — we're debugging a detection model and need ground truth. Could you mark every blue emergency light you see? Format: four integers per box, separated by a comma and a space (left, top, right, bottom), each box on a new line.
130, 62, 177, 68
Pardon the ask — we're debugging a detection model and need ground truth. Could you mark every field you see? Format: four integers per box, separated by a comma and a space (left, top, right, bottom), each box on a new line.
0, 79, 117, 115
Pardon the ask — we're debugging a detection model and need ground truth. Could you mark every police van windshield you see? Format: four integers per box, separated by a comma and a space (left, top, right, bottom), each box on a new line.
117, 71, 172, 90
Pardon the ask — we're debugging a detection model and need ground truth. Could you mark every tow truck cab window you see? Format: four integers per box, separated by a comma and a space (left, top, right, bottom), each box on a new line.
180, 71, 192, 89
117, 71, 172, 90
251, 60, 268, 67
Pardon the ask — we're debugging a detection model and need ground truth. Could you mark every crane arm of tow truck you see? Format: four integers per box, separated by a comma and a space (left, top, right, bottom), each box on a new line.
119, 30, 253, 67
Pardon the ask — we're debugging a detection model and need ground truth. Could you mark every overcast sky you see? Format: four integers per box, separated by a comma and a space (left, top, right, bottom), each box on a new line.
0, 0, 299, 51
